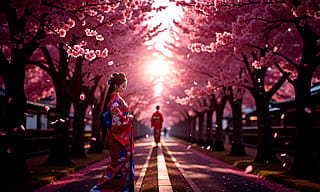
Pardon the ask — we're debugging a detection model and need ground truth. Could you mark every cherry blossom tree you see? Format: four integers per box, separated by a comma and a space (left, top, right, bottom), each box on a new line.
0, 0, 154, 187
28, 0, 163, 159
0, 0, 50, 188
174, 0, 320, 176
164, 12, 248, 155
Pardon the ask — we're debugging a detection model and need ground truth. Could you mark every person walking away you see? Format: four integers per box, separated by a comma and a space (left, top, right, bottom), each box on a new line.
151, 105, 164, 146
90, 73, 134, 192
163, 127, 167, 138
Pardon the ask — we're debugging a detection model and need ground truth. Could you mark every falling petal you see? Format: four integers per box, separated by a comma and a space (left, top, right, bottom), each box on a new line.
304, 107, 312, 113
51, 170, 55, 172
89, 111, 92, 115
186, 145, 192, 150
266, 160, 269, 164
145, 134, 149, 138
280, 153, 287, 157
0, 131, 6, 136
60, 119, 65, 122
24, 112, 28, 116
274, 132, 277, 138
91, 137, 97, 141
281, 114, 285, 119
206, 146, 211, 150
80, 93, 86, 100
45, 106, 50, 111
50, 120, 58, 125
244, 165, 253, 174
13, 128, 18, 132
108, 61, 114, 65
282, 163, 286, 167
66, 118, 70, 121
7, 148, 12, 154
285, 141, 290, 145
8, 98, 12, 103
21, 125, 25, 131
83, 118, 87, 122
201, 146, 204, 149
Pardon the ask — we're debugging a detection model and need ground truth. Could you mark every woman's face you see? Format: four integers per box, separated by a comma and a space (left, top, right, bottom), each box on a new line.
115, 81, 127, 94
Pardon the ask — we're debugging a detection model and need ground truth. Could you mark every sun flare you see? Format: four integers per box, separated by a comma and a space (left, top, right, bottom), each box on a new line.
153, 82, 163, 97
148, 59, 169, 76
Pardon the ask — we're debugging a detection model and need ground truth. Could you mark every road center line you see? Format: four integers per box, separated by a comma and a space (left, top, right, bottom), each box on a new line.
157, 145, 173, 192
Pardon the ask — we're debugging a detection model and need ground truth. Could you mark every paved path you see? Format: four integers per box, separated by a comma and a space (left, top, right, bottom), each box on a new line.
35, 136, 299, 192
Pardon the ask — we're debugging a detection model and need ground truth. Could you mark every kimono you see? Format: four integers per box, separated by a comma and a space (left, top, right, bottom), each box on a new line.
90, 93, 134, 192
150, 110, 164, 144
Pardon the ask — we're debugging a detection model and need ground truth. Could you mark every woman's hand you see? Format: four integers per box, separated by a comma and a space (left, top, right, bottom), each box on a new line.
128, 114, 134, 121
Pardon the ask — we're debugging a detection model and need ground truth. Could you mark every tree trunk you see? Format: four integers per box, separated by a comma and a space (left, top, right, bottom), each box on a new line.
229, 98, 246, 156
88, 100, 103, 153
254, 95, 278, 163
46, 91, 72, 165
197, 112, 205, 145
1, 63, 30, 190
289, 20, 320, 177
187, 117, 193, 142
213, 97, 227, 151
183, 119, 188, 140
290, 71, 318, 177
205, 110, 214, 146
191, 116, 197, 143
70, 100, 88, 158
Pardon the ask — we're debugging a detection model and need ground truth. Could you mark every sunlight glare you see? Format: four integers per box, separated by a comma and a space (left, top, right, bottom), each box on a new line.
154, 82, 163, 97
148, 59, 169, 76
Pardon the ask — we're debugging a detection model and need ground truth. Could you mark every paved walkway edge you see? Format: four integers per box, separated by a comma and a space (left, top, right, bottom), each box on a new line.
162, 140, 201, 192
135, 143, 154, 192
174, 139, 299, 192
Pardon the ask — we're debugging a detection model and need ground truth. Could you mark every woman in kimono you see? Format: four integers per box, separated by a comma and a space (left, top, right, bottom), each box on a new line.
90, 72, 134, 192
151, 105, 164, 146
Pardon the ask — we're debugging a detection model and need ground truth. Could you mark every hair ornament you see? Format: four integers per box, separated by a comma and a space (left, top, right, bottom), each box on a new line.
108, 79, 112, 85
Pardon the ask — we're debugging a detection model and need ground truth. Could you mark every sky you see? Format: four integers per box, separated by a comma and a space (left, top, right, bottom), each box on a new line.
144, 0, 183, 96
139, 0, 185, 126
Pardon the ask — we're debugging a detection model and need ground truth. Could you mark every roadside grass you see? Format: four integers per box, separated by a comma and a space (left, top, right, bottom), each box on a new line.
20, 137, 146, 191
17, 149, 110, 191
174, 137, 320, 192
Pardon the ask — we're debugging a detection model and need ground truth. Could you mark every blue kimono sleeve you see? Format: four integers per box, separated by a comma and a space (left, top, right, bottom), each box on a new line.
102, 111, 112, 130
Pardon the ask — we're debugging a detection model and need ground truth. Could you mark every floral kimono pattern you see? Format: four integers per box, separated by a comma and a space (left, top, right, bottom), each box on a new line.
151, 111, 164, 144
90, 93, 134, 192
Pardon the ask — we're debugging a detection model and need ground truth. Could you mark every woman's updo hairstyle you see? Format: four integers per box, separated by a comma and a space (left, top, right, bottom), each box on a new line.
108, 72, 126, 87
101, 72, 127, 114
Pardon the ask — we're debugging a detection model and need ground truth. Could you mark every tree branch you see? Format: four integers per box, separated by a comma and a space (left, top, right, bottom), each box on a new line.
266, 71, 290, 99
272, 52, 299, 68
241, 52, 255, 82
40, 46, 56, 73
